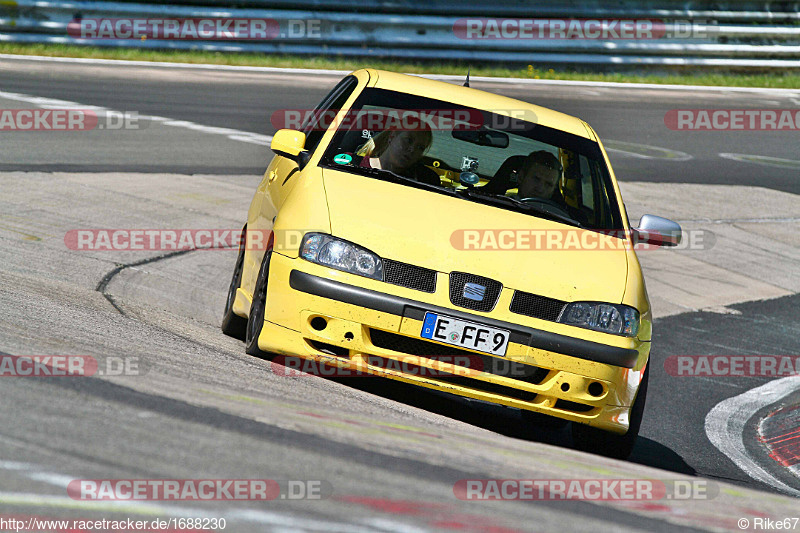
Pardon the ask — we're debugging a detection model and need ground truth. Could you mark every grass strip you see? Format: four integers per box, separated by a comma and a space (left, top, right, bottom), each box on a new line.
1, 42, 799, 88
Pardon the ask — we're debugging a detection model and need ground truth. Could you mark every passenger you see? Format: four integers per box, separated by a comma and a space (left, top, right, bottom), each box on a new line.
357, 127, 440, 186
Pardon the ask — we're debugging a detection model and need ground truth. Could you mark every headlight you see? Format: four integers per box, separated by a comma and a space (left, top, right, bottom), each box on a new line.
300, 233, 384, 281
558, 302, 639, 337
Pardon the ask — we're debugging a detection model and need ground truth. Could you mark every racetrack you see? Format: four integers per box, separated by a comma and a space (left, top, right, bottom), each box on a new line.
1, 56, 799, 532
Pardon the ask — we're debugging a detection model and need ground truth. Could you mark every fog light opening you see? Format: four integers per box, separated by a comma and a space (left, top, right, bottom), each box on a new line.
560, 382, 570, 392
310, 316, 328, 331
588, 382, 604, 397
344, 332, 354, 341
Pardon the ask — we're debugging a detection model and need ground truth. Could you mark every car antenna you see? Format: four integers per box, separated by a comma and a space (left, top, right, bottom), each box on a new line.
463, 67, 470, 87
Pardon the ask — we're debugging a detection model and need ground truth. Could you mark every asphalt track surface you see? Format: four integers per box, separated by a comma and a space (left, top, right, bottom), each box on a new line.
0, 56, 799, 532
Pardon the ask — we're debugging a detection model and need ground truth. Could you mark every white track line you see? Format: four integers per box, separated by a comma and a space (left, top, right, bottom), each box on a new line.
2, 458, 423, 532
2, 53, 800, 96
0, 89, 272, 146
0, 491, 389, 532
705, 376, 800, 497
0, 461, 409, 532
719, 153, 800, 169
0, 491, 186, 516
0, 52, 351, 76
604, 141, 693, 161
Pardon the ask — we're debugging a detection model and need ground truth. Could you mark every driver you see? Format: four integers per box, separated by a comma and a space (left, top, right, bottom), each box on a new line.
516, 150, 562, 201
356, 127, 440, 186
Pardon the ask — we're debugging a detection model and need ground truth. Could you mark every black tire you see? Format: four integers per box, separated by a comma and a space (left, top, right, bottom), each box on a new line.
221, 227, 248, 340
245, 251, 272, 357
571, 364, 649, 460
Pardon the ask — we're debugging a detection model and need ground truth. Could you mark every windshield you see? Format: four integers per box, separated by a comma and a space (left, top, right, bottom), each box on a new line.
320, 88, 624, 231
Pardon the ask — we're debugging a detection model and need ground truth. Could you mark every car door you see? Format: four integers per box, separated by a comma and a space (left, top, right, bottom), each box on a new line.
242, 73, 366, 295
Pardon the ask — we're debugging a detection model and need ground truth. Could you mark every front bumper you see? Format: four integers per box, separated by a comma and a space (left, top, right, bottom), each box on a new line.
260, 252, 650, 434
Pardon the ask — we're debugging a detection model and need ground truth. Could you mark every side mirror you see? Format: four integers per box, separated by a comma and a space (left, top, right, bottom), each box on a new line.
271, 129, 310, 168
634, 214, 682, 247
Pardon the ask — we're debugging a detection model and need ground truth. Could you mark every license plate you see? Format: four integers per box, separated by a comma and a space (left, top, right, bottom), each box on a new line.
420, 312, 510, 356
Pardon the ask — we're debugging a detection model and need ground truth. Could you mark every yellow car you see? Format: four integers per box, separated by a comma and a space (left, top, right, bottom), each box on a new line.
221, 69, 681, 459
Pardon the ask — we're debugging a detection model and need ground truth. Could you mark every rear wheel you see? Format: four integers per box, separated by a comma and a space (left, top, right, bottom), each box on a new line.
245, 251, 272, 358
571, 364, 649, 459
221, 226, 248, 339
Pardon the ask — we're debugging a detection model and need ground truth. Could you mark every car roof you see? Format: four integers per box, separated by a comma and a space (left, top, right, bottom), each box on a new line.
361, 69, 594, 140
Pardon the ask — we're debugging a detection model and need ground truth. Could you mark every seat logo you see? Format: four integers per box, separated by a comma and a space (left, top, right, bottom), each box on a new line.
463, 282, 487, 301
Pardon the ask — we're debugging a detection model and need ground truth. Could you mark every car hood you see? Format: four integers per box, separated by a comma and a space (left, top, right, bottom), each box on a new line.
322, 168, 628, 303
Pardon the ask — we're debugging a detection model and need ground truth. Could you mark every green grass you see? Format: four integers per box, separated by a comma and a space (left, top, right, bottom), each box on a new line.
2, 42, 799, 88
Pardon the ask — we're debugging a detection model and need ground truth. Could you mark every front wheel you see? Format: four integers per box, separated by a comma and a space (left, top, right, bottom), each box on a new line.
571, 364, 649, 459
221, 226, 248, 340
245, 251, 272, 358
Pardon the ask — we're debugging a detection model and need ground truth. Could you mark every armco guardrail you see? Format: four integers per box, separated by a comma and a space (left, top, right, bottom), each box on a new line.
1, 0, 799, 69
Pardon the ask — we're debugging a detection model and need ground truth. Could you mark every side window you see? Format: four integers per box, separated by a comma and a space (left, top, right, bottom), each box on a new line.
302, 75, 359, 155
590, 160, 615, 228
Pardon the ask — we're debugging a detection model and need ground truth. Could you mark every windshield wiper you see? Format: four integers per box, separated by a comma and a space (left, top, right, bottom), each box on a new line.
456, 187, 583, 228
330, 164, 454, 195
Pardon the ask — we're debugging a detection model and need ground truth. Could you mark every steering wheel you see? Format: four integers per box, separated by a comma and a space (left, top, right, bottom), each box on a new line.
518, 197, 571, 216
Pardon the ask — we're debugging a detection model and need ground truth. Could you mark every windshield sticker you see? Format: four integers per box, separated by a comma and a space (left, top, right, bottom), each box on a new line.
333, 153, 353, 165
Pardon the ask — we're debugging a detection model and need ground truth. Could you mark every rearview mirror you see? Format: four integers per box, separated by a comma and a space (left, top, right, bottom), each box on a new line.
634, 215, 682, 247
452, 128, 509, 148
271, 129, 310, 168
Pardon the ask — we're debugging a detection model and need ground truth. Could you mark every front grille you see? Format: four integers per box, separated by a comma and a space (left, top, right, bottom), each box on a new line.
449, 272, 502, 312
369, 329, 549, 385
509, 291, 567, 322
383, 259, 437, 293
370, 328, 475, 357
